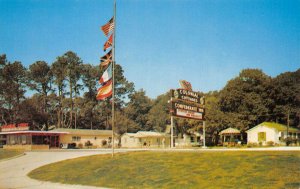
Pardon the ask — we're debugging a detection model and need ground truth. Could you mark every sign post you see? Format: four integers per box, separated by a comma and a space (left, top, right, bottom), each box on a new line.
171, 112, 174, 148
170, 97, 174, 148
203, 121, 206, 148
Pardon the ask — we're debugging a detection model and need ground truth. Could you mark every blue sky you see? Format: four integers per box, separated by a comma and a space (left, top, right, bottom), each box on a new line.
0, 0, 299, 98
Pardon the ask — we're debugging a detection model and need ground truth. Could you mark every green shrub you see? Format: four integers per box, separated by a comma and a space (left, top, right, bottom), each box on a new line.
266, 141, 274, 146
85, 141, 93, 148
284, 137, 294, 146
102, 140, 107, 147
247, 142, 258, 148
78, 143, 83, 149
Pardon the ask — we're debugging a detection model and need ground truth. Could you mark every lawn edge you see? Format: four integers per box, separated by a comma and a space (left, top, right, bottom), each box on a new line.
0, 152, 26, 162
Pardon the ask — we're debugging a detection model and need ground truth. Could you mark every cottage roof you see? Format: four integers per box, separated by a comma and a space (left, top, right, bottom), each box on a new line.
219, 127, 241, 135
246, 122, 299, 133
124, 131, 169, 138
137, 131, 168, 138
52, 128, 112, 136
124, 133, 137, 137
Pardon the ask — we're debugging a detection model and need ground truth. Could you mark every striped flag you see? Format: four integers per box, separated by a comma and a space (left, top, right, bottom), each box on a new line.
99, 63, 112, 84
104, 34, 113, 51
101, 17, 114, 36
100, 50, 112, 67
96, 79, 113, 100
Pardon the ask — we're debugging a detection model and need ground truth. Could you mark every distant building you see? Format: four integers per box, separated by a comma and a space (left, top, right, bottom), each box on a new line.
246, 122, 300, 145
121, 131, 170, 148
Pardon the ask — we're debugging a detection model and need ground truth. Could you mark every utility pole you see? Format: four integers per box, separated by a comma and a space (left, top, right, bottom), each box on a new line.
287, 110, 290, 139
170, 97, 174, 148
202, 121, 207, 148
111, 0, 117, 157
171, 114, 174, 148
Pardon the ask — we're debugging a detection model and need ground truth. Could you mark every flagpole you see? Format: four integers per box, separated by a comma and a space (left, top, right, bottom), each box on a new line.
111, 0, 116, 157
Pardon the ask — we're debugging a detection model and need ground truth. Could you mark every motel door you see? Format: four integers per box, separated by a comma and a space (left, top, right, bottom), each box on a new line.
50, 135, 59, 148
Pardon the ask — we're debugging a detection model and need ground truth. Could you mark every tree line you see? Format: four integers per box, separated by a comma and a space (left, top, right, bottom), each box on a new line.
0, 52, 299, 144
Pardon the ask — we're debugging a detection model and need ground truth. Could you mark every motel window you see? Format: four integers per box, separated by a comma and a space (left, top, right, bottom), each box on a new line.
21, 135, 26, 144
7, 135, 14, 145
72, 136, 81, 141
258, 132, 266, 142
190, 137, 194, 143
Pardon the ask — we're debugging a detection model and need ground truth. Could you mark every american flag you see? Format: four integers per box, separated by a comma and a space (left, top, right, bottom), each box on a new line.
100, 50, 112, 67
101, 17, 114, 36
103, 34, 113, 51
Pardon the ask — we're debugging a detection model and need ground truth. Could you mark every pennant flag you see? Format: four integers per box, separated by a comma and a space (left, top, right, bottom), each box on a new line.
100, 50, 112, 67
104, 34, 113, 52
96, 79, 113, 100
101, 17, 114, 36
99, 63, 112, 84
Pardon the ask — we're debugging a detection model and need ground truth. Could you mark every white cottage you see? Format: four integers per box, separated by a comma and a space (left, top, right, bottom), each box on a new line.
246, 122, 299, 145
175, 132, 203, 147
121, 131, 170, 148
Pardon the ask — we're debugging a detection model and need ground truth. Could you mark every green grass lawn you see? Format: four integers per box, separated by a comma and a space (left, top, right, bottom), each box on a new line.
28, 151, 300, 189
0, 149, 24, 160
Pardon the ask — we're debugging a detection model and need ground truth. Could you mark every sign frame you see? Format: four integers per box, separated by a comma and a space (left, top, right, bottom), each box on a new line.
171, 89, 205, 105
171, 101, 205, 120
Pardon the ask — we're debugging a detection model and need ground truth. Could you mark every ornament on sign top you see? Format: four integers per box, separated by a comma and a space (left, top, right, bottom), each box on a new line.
179, 80, 192, 91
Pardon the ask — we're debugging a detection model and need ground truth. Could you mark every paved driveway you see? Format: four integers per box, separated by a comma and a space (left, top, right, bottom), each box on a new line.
0, 150, 127, 189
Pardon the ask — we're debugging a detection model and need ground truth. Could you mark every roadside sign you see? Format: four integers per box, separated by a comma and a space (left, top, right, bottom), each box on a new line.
175, 109, 204, 120
171, 89, 205, 105
171, 101, 205, 120
169, 80, 206, 147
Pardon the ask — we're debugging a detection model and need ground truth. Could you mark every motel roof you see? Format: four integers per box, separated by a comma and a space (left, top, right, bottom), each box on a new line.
1, 123, 29, 129
52, 128, 113, 136
0, 128, 112, 136
0, 130, 68, 135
